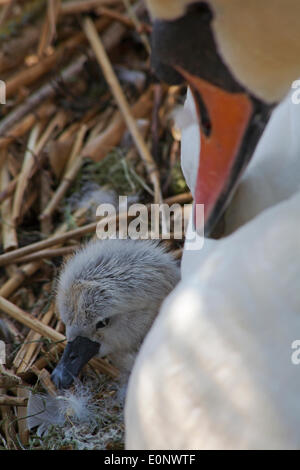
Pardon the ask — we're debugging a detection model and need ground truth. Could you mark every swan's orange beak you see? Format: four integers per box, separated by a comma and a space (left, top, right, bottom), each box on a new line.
179, 70, 255, 235
150, 4, 273, 235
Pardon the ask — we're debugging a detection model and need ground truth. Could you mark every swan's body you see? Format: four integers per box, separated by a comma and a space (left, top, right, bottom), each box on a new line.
125, 0, 300, 450
125, 190, 300, 449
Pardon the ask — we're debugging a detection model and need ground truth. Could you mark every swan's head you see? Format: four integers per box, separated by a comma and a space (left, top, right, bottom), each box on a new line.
51, 239, 180, 389
147, 0, 300, 235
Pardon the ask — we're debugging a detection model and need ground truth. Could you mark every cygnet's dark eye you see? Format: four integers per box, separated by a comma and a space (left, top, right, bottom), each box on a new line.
96, 318, 110, 329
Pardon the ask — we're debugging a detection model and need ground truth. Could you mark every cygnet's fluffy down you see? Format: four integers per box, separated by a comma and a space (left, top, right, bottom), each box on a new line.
51, 238, 180, 389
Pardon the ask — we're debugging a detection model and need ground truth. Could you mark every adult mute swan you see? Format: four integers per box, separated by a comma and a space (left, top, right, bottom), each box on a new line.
124, 0, 300, 450
148, 0, 300, 234
125, 189, 300, 449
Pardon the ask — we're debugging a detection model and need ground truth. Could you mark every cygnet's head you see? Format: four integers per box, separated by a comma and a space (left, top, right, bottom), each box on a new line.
51, 238, 180, 389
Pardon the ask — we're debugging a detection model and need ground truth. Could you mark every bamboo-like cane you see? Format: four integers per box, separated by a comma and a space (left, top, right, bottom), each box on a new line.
60, 0, 121, 15
16, 305, 55, 374
0, 103, 56, 150
0, 160, 18, 251
0, 262, 42, 298
15, 246, 79, 265
0, 216, 114, 266
17, 387, 30, 445
37, 0, 61, 57
82, 87, 154, 161
35, 111, 67, 156
63, 124, 87, 175
0, 208, 88, 296
0, 367, 22, 388
5, 17, 110, 100
0, 395, 28, 407
83, 17, 163, 206
0, 194, 192, 267
0, 296, 119, 378
12, 124, 41, 224
40, 124, 88, 220
31, 367, 58, 397
41, 158, 82, 221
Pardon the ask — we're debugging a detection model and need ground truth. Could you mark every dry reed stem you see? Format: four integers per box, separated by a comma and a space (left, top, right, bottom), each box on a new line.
0, 195, 191, 267
60, 0, 121, 15
17, 387, 30, 445
63, 124, 87, 175
0, 13, 130, 140
0, 208, 88, 298
0, 262, 43, 299
0, 400, 18, 449
40, 124, 87, 220
12, 124, 41, 224
1, 160, 18, 251
40, 124, 88, 220
82, 87, 154, 160
16, 305, 55, 374
0, 368, 22, 389
83, 17, 163, 205
96, 5, 151, 32
31, 366, 58, 396
0, 296, 119, 378
13, 328, 40, 370
37, 0, 61, 57
5, 17, 109, 99
0, 103, 56, 149
0, 175, 18, 204
0, 296, 66, 343
35, 111, 67, 156
0, 395, 28, 407
15, 246, 79, 264
39, 158, 83, 221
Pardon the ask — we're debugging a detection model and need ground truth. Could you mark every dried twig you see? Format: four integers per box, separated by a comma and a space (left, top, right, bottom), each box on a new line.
6, 17, 109, 99
60, 0, 121, 15
17, 387, 30, 445
0, 103, 56, 149
82, 87, 154, 160
83, 17, 163, 206
37, 0, 61, 57
16, 305, 55, 374
0, 296, 119, 378
96, 6, 151, 33
0, 396, 28, 407
31, 367, 58, 396
15, 246, 79, 264
12, 123, 41, 224
0, 15, 124, 140
40, 124, 88, 220
1, 159, 18, 251
0, 193, 192, 267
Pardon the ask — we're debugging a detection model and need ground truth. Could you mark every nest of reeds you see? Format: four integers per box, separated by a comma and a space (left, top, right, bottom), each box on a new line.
0, 0, 191, 450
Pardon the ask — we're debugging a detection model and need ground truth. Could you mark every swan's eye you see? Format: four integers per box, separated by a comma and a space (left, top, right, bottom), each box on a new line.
96, 318, 110, 329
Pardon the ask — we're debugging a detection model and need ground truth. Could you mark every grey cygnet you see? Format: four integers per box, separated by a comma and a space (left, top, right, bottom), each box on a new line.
51, 238, 180, 389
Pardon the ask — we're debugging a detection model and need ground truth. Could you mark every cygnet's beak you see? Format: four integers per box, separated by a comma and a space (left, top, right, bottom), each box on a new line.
51, 336, 100, 389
